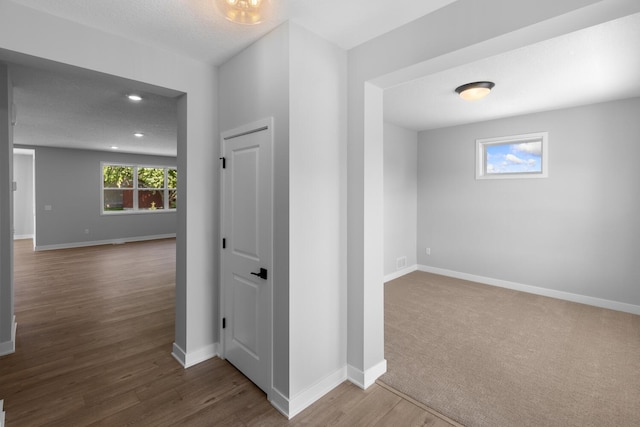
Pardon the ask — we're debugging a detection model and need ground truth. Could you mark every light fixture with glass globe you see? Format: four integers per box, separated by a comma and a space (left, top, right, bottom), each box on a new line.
217, 0, 266, 25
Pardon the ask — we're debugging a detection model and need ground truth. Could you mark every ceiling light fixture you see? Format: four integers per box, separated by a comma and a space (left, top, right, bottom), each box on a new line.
217, 0, 266, 25
111, 146, 119, 150
127, 94, 143, 102
134, 132, 144, 138
455, 81, 495, 101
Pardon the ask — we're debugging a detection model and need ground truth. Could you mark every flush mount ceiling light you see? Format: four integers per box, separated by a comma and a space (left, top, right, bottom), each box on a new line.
127, 94, 143, 102
111, 146, 119, 150
134, 132, 144, 138
455, 81, 495, 101
217, 0, 266, 25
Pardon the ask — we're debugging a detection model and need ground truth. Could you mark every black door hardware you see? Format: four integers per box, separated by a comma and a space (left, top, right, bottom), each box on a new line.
251, 268, 268, 280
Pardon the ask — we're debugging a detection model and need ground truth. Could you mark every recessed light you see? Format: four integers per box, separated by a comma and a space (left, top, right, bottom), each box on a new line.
127, 94, 143, 102
111, 146, 119, 150
134, 132, 144, 138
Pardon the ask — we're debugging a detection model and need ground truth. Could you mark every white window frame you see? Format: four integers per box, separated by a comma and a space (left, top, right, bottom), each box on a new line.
101, 162, 177, 215
476, 132, 549, 180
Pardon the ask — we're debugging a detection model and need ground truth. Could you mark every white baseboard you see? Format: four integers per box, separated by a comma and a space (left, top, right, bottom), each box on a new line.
171, 343, 187, 366
268, 387, 290, 419
13, 234, 33, 240
289, 367, 347, 419
1, 398, 5, 427
418, 265, 640, 316
171, 342, 219, 369
269, 367, 347, 419
347, 359, 387, 389
0, 316, 16, 357
35, 233, 176, 251
384, 264, 418, 283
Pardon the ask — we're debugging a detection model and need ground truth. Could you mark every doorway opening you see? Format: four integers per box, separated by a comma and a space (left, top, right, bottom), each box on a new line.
12, 148, 35, 247
1, 52, 184, 363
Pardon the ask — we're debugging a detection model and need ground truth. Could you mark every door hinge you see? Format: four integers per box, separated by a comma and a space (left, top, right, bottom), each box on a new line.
222, 238, 226, 249
219, 157, 226, 169
222, 317, 226, 329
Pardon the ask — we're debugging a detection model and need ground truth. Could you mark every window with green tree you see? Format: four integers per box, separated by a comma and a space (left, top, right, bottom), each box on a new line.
102, 163, 177, 213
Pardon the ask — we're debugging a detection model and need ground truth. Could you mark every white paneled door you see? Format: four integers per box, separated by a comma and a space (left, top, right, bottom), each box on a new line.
220, 118, 273, 393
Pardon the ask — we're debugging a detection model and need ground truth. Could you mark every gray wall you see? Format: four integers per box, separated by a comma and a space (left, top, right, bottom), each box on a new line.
23, 145, 177, 249
12, 152, 33, 238
0, 64, 14, 352
384, 122, 417, 277
289, 22, 347, 400
417, 97, 640, 306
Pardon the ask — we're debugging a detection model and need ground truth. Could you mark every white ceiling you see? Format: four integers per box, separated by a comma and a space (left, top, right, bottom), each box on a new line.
6, 0, 457, 156
384, 12, 640, 131
9, 0, 458, 65
4, 1, 640, 156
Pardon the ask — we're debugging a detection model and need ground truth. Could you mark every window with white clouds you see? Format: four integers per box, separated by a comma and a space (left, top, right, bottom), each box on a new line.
476, 132, 548, 180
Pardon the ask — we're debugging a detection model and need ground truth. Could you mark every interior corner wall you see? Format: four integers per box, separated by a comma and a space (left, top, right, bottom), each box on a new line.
0, 1, 218, 364
417, 97, 640, 307
218, 23, 291, 399
24, 146, 177, 249
383, 122, 417, 278
289, 22, 347, 403
12, 153, 33, 239
0, 63, 15, 353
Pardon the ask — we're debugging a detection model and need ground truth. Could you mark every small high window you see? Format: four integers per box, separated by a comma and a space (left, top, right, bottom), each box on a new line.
476, 132, 548, 180
102, 163, 177, 214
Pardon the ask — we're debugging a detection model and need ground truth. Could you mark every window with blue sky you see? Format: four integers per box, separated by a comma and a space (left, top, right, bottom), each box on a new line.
476, 132, 548, 179
486, 140, 542, 174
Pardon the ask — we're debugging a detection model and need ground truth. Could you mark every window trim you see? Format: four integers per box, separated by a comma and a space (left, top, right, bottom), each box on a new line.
101, 162, 177, 215
476, 132, 549, 180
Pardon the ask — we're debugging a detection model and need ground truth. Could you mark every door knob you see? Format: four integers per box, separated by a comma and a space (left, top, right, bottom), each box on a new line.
251, 268, 268, 280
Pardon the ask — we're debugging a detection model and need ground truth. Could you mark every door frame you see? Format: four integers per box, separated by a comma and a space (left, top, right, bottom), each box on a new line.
12, 148, 36, 246
219, 116, 274, 395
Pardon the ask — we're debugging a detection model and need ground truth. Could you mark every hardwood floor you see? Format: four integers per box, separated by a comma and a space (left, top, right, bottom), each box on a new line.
1, 239, 453, 426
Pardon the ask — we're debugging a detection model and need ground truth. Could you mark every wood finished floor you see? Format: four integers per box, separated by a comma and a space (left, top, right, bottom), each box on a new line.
1, 239, 453, 426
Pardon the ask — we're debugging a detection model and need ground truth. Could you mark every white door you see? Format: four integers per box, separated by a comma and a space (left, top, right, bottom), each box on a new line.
220, 118, 273, 393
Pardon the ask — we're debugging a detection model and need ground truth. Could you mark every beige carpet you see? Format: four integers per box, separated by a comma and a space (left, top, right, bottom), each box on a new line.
379, 271, 640, 427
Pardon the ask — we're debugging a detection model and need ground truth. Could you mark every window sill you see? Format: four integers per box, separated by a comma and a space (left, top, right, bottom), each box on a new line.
101, 209, 177, 216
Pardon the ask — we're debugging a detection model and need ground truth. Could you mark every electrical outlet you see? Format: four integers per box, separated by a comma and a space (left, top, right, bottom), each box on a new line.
396, 256, 407, 270
426, 248, 431, 255
84, 229, 90, 234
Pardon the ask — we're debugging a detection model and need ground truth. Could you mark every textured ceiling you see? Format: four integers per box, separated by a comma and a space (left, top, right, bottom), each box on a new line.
11, 63, 179, 157
8, 0, 282, 66
8, 0, 457, 65
384, 13, 640, 131
4, 2, 640, 157
290, 0, 458, 50
6, 0, 457, 157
